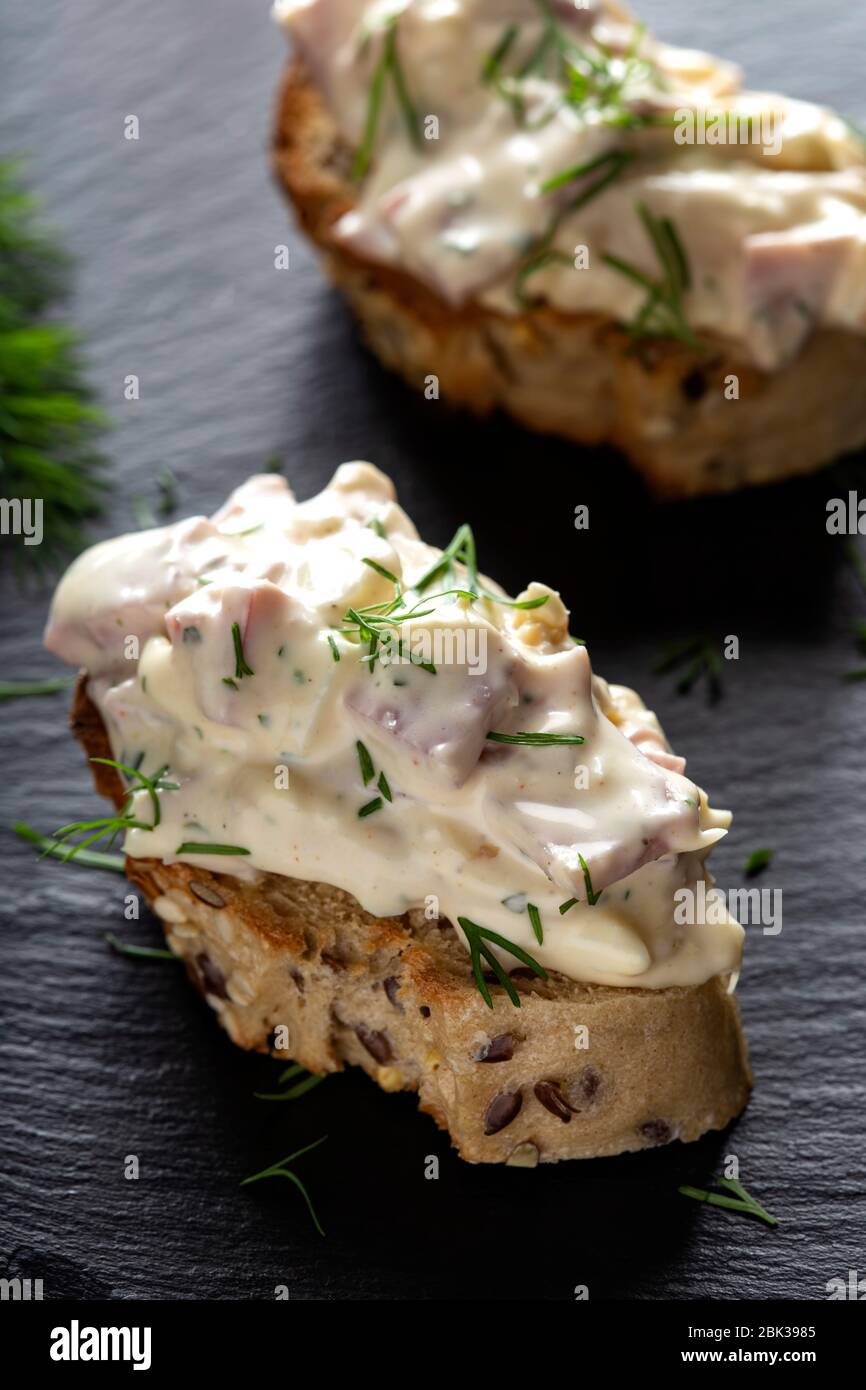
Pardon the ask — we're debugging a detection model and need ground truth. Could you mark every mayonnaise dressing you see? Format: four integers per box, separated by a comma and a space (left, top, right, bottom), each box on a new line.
46, 463, 743, 990
274, 0, 866, 368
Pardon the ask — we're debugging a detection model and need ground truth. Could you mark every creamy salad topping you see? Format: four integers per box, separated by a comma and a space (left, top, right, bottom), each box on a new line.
46, 463, 742, 991
275, 0, 866, 368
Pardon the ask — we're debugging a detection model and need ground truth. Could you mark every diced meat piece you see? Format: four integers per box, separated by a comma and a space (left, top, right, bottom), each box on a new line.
345, 615, 518, 790
745, 218, 856, 366
337, 109, 612, 306
482, 712, 706, 901
44, 516, 226, 676
166, 580, 297, 723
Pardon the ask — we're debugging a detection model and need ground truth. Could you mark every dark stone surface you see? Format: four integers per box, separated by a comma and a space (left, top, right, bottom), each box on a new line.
1, 0, 865, 1301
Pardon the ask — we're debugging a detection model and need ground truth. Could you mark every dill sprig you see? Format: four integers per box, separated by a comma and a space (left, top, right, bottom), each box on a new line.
527, 902, 543, 944
0, 159, 109, 572
231, 622, 254, 679
175, 841, 250, 856
0, 675, 74, 700
412, 521, 549, 611
457, 915, 548, 1010
240, 1136, 328, 1237
353, 16, 421, 181
579, 852, 600, 906
255, 1062, 327, 1103
14, 820, 125, 873
487, 730, 585, 746
679, 1172, 779, 1228
744, 848, 773, 877
654, 633, 722, 701
342, 524, 547, 673
603, 202, 698, 348
43, 758, 178, 863
517, 149, 634, 306
356, 739, 376, 786
105, 933, 177, 961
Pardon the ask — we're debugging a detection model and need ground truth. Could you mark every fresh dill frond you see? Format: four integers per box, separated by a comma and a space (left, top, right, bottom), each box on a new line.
0, 675, 74, 700
0, 158, 109, 572
230, 622, 254, 680
486, 730, 585, 746
679, 1172, 779, 1227
14, 820, 125, 873
743, 848, 773, 877
353, 17, 420, 181
603, 203, 698, 348
254, 1063, 327, 1103
105, 933, 177, 961
653, 633, 722, 701
240, 1136, 328, 1237
457, 916, 548, 1010
42, 758, 179, 863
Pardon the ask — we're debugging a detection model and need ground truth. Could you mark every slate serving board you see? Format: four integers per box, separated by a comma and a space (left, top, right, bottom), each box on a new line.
2, 0, 865, 1301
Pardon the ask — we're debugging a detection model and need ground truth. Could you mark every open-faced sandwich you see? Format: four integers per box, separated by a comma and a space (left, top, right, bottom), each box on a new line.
44, 463, 750, 1163
272, 0, 866, 497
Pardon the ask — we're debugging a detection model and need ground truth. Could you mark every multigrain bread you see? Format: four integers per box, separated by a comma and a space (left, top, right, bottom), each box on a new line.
73, 675, 751, 1164
272, 58, 866, 499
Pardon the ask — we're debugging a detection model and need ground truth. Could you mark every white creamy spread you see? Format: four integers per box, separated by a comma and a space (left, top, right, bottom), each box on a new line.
46, 463, 743, 991
274, 0, 866, 368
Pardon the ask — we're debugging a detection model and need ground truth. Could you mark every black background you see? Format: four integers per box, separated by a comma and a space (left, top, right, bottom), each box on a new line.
2, 0, 865, 1301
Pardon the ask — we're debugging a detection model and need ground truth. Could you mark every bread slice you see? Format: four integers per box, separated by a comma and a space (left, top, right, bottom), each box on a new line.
271, 58, 866, 499
72, 675, 751, 1163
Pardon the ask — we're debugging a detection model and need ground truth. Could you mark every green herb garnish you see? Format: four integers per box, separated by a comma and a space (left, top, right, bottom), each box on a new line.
0, 159, 109, 571
517, 150, 634, 306
38, 758, 178, 863
240, 1136, 327, 1237
14, 820, 125, 873
362, 556, 401, 585
527, 902, 543, 944
744, 848, 773, 877
231, 622, 254, 679
486, 730, 585, 746
353, 17, 420, 181
603, 202, 698, 348
457, 916, 548, 1010
105, 933, 177, 961
579, 852, 600, 906
654, 633, 722, 700
175, 841, 251, 856
157, 467, 177, 517
377, 770, 392, 803
0, 675, 74, 700
482, 23, 520, 84
558, 897, 578, 915
327, 633, 340, 662
255, 1063, 327, 1103
343, 524, 547, 673
358, 797, 383, 819
356, 740, 375, 786
679, 1173, 778, 1228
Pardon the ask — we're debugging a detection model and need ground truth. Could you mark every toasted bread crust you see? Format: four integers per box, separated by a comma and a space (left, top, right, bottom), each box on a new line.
72, 675, 751, 1163
271, 58, 866, 498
